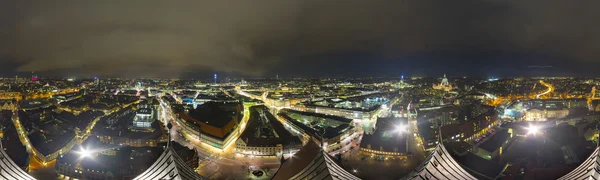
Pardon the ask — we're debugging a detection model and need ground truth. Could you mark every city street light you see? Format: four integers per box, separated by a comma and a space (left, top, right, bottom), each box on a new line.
353, 169, 358, 173
527, 125, 539, 135
396, 124, 406, 134
77, 147, 92, 159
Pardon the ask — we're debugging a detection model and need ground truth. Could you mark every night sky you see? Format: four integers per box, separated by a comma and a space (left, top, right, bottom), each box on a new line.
1, 0, 600, 78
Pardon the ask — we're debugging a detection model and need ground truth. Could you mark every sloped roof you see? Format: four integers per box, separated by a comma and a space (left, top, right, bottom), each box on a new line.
0, 142, 36, 180
402, 144, 477, 180
558, 147, 600, 180
134, 144, 205, 180
273, 140, 360, 180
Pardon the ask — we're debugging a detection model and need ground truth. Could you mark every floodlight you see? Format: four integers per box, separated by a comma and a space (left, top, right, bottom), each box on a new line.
527, 125, 539, 135
396, 124, 406, 133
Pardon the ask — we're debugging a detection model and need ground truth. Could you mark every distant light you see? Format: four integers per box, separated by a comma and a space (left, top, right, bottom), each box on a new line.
67, 78, 74, 82
353, 169, 358, 173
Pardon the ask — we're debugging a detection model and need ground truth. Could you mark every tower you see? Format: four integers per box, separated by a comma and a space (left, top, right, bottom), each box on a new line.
213, 74, 217, 84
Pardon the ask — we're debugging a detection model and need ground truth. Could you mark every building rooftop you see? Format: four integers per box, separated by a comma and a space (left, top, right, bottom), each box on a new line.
56, 136, 164, 177
478, 129, 510, 152
0, 111, 29, 169
183, 102, 241, 128
360, 117, 408, 153
455, 152, 506, 180
94, 111, 164, 140
284, 109, 353, 124
272, 140, 360, 180
239, 106, 301, 147
134, 142, 205, 180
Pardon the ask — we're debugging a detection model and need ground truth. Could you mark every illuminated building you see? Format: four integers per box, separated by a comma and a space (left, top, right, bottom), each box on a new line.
524, 108, 569, 121
278, 110, 357, 151
133, 108, 154, 128
55, 137, 166, 180
0, 100, 17, 111
290, 104, 377, 120
177, 102, 243, 150
0, 92, 21, 101
432, 74, 453, 91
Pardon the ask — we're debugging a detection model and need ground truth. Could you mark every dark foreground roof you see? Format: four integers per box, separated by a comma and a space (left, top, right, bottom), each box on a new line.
402, 144, 477, 180
0, 142, 36, 180
456, 152, 505, 180
558, 146, 600, 180
134, 143, 206, 180
272, 140, 360, 180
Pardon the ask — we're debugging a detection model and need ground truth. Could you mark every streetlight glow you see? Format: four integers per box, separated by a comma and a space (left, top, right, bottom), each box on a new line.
527, 125, 539, 135
396, 124, 406, 133
78, 147, 92, 159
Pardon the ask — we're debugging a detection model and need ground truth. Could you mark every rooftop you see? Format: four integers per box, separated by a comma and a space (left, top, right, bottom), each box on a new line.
137, 108, 152, 115
455, 152, 506, 180
183, 102, 241, 128
360, 117, 408, 153
478, 129, 510, 152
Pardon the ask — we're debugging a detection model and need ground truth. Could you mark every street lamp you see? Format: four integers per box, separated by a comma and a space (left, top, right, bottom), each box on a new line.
527, 125, 539, 135
77, 147, 93, 159
395, 124, 406, 134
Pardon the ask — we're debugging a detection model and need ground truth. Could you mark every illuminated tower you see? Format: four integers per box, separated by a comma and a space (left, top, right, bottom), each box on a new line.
31, 72, 38, 81
214, 74, 217, 84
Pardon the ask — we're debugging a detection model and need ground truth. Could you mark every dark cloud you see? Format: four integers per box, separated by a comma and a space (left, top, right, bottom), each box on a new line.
1, 0, 600, 77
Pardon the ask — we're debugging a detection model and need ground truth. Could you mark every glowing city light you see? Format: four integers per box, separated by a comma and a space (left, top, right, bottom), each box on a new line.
396, 124, 406, 133
527, 125, 539, 135
78, 147, 92, 159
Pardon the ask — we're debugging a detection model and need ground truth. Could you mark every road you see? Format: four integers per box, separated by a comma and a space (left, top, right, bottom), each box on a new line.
536, 80, 554, 99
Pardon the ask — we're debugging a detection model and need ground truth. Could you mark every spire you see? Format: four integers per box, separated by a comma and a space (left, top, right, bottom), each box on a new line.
444, 73, 446, 78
